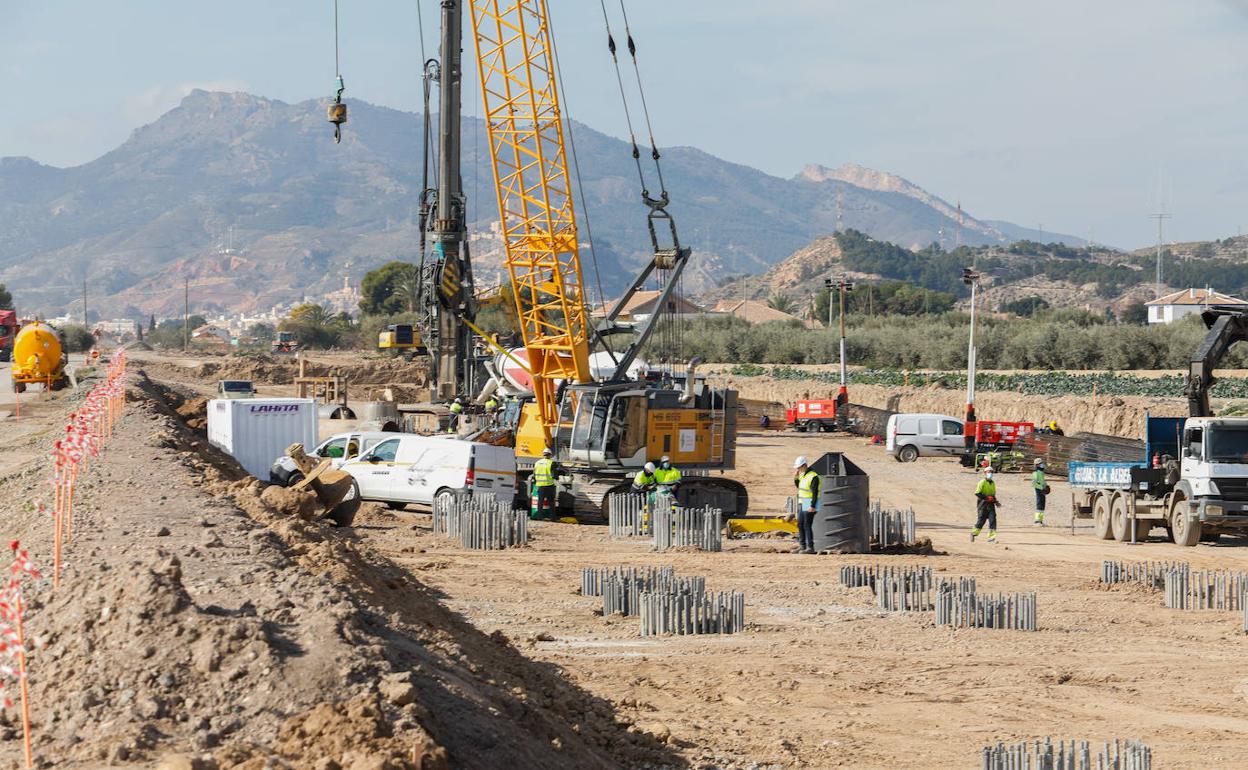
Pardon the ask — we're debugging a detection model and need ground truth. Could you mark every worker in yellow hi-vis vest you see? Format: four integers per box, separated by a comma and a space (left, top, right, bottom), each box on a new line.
793, 456, 820, 554
531, 448, 558, 520
972, 467, 1000, 543
653, 456, 682, 504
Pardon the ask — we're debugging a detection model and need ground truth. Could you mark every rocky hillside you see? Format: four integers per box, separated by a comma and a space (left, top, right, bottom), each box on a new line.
701, 229, 1173, 315
2, 90, 1076, 318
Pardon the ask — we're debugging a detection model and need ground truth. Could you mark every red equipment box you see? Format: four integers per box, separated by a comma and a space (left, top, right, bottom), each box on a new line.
974, 420, 1034, 447
785, 399, 839, 429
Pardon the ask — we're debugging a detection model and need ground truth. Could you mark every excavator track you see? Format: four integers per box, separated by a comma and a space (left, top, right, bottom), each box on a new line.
573, 473, 749, 521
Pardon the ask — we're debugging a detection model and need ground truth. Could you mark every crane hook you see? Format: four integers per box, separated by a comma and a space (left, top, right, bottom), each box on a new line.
328, 75, 347, 144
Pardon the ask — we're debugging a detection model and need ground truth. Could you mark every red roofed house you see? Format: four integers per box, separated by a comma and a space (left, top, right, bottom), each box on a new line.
604, 290, 704, 322
1144, 288, 1248, 325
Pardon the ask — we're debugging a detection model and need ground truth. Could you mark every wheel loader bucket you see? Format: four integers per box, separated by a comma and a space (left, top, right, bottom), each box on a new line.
292, 459, 360, 526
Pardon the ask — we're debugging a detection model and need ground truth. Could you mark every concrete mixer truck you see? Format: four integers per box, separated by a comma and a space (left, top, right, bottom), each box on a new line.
11, 322, 69, 393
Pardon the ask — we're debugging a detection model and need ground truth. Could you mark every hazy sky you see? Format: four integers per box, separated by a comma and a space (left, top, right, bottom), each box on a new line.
5, 0, 1248, 249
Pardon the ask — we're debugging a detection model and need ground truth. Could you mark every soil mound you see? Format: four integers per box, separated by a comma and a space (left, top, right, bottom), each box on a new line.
1, 368, 678, 768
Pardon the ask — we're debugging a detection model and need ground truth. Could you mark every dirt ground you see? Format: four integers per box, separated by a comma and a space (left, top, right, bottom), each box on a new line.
4, 352, 1248, 768
353, 430, 1248, 769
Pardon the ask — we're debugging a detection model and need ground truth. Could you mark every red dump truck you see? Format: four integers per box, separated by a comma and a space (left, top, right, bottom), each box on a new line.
0, 310, 18, 362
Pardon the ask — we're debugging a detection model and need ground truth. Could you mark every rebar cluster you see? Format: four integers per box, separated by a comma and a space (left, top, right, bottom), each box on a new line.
981, 738, 1151, 770
1100, 559, 1188, 589
431, 493, 528, 550
868, 500, 917, 549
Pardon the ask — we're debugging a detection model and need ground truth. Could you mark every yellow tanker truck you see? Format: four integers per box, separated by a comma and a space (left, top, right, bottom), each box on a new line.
11, 322, 69, 393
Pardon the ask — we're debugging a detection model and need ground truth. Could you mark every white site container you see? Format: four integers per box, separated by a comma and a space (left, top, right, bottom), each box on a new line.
207, 397, 318, 479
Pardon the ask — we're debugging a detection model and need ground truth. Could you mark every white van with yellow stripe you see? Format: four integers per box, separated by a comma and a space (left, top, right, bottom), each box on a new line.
340, 435, 517, 510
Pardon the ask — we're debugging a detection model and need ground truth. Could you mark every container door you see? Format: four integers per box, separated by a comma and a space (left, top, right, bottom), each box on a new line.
472, 446, 515, 499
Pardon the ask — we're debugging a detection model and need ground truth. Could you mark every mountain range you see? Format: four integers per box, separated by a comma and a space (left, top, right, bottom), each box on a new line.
0, 90, 1084, 318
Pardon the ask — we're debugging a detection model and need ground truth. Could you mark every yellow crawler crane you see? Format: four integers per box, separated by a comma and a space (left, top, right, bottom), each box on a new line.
468, 0, 747, 517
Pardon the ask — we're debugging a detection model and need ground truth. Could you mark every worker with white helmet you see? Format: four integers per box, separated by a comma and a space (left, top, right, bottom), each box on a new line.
447, 397, 464, 434
632, 461, 658, 493
654, 455, 682, 498
531, 447, 559, 520
1031, 458, 1049, 526
793, 456, 820, 554
972, 466, 1000, 543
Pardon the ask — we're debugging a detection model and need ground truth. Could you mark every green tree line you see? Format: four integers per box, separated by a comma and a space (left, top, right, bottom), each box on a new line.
645, 311, 1240, 370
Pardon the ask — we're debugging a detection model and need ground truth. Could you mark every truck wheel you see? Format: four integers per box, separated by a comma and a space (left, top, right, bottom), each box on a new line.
898, 445, 919, 463
1169, 491, 1201, 547
1093, 493, 1113, 540
1110, 494, 1130, 542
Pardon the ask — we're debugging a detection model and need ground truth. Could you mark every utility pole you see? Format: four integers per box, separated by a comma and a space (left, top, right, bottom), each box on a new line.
1149, 212, 1172, 298
956, 201, 963, 250
183, 278, 190, 351
82, 276, 88, 328
824, 277, 854, 421
962, 267, 982, 452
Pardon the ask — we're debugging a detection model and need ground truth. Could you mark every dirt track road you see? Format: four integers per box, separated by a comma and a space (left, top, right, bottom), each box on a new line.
356, 430, 1248, 769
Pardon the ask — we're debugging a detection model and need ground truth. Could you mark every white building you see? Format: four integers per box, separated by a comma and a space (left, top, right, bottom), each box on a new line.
1145, 288, 1248, 324
93, 319, 138, 337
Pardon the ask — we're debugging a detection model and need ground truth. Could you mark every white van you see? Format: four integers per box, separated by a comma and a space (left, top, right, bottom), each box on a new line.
339, 435, 517, 509
886, 413, 964, 462
269, 431, 405, 485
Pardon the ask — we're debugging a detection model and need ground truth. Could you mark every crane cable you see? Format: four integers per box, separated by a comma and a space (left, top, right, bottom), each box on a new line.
548, 4, 612, 330
330, 0, 347, 143
617, 1, 667, 200
600, 0, 683, 368
599, 0, 648, 198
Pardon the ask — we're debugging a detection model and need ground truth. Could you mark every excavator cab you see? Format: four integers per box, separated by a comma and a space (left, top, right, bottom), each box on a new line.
566, 383, 647, 468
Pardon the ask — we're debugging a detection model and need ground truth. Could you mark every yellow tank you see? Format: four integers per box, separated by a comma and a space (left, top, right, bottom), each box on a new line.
12, 322, 67, 391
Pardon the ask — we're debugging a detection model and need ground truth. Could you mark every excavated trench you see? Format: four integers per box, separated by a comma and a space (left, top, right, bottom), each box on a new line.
0, 370, 684, 769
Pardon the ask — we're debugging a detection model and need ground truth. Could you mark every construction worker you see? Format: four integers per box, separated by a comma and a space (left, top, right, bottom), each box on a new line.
1032, 458, 1049, 525
447, 397, 464, 433
484, 395, 498, 411
632, 461, 657, 493
972, 467, 1000, 543
531, 448, 558, 519
1039, 420, 1065, 436
654, 456, 682, 501
793, 456, 820, 554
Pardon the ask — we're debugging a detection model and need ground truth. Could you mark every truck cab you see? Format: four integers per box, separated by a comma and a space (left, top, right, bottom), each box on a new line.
1178, 417, 1248, 526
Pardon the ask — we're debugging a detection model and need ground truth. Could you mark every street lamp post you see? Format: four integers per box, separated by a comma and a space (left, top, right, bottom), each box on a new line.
824, 276, 854, 421
961, 267, 982, 452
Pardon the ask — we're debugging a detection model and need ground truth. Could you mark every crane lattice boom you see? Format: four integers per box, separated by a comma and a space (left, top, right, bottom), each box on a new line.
469, 0, 592, 440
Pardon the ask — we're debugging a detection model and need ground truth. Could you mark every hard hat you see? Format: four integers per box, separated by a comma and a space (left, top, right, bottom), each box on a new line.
644, 461, 656, 473
794, 455, 808, 469
542, 448, 552, 457
1034, 458, 1044, 467
661, 455, 671, 464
